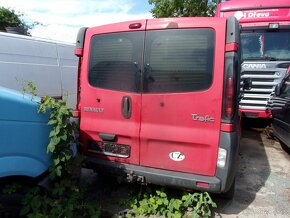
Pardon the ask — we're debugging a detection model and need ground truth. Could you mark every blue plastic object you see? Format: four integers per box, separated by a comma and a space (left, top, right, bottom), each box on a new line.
0, 86, 51, 178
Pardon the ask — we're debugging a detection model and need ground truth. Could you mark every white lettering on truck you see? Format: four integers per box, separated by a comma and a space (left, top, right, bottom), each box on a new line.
234, 11, 270, 20
243, 63, 267, 69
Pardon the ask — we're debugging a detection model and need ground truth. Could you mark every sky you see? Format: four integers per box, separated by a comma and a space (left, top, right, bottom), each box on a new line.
0, 0, 153, 43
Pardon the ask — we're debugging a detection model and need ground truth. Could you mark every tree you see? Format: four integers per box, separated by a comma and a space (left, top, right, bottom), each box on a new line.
0, 7, 34, 35
148, 0, 220, 18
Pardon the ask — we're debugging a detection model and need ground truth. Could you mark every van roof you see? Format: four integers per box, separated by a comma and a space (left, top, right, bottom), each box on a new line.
0, 32, 75, 46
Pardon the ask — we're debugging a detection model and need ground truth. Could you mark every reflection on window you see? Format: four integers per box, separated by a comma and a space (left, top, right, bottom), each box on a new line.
144, 29, 214, 93
241, 31, 290, 60
281, 75, 290, 96
89, 32, 144, 92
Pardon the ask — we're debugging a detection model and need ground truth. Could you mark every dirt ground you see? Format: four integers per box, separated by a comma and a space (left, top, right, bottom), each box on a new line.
82, 123, 290, 218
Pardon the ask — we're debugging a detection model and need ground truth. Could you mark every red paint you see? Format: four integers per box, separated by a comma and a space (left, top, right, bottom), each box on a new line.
225, 43, 238, 52
77, 17, 235, 178
221, 123, 234, 132
216, 0, 290, 23
240, 109, 272, 118
73, 110, 80, 118
196, 182, 209, 188
74, 48, 83, 57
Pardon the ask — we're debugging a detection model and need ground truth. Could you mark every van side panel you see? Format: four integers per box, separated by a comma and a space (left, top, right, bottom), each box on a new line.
57, 44, 78, 108
0, 33, 77, 108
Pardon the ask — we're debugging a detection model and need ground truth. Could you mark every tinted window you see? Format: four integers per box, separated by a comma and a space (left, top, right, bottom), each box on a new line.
89, 32, 144, 92
280, 75, 290, 97
144, 29, 214, 93
241, 31, 290, 60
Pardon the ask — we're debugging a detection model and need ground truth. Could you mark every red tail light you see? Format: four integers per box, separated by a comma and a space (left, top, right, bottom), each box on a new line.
222, 51, 239, 123
225, 76, 235, 119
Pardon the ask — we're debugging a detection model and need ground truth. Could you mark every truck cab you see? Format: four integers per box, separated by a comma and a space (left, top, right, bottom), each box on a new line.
75, 16, 240, 197
216, 0, 290, 118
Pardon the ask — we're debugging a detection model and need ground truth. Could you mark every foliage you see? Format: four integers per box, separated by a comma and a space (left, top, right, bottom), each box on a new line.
37, 96, 78, 178
20, 80, 38, 97
18, 83, 101, 217
148, 0, 220, 17
2, 182, 22, 195
0, 7, 39, 35
126, 187, 217, 218
20, 181, 101, 218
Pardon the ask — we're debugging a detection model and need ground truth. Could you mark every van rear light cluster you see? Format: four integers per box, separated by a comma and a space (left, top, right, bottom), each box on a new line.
225, 75, 235, 119
88, 139, 130, 158
217, 148, 227, 168
222, 53, 239, 123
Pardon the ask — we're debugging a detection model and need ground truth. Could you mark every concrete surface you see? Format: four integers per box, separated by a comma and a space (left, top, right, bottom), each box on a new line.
215, 126, 290, 218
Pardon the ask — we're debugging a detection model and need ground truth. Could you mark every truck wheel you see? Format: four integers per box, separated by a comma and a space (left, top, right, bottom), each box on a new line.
220, 179, 235, 200
280, 140, 290, 155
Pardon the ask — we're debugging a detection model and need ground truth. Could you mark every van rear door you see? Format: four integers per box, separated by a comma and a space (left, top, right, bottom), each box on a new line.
80, 21, 146, 165
139, 18, 227, 176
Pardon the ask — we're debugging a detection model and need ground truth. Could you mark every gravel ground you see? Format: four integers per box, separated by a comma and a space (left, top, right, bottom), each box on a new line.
215, 126, 290, 218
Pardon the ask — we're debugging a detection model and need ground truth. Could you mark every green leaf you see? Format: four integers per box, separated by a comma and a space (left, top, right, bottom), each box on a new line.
160, 192, 167, 198
53, 158, 60, 165
48, 119, 58, 125
60, 134, 68, 141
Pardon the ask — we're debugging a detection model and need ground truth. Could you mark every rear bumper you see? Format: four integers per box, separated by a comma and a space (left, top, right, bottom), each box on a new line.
86, 157, 222, 192
240, 109, 272, 118
85, 131, 239, 193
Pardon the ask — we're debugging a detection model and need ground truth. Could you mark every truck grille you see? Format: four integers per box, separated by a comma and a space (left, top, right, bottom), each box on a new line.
240, 67, 287, 111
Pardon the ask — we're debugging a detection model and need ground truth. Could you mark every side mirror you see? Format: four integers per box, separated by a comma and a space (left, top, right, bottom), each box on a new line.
274, 83, 281, 96
243, 78, 252, 90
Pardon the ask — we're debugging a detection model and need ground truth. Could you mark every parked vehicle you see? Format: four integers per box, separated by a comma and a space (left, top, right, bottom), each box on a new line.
267, 68, 290, 154
0, 32, 78, 108
0, 86, 51, 216
0, 86, 51, 180
216, 0, 290, 119
75, 16, 241, 198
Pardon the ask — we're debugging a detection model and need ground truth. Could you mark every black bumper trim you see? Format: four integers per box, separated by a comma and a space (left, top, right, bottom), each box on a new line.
86, 157, 221, 192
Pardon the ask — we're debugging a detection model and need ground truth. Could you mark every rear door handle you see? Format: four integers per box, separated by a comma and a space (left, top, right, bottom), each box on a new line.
99, 133, 116, 141
122, 96, 132, 119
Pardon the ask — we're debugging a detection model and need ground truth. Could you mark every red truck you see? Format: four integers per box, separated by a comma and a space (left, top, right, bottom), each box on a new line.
216, 0, 290, 118
74, 16, 240, 197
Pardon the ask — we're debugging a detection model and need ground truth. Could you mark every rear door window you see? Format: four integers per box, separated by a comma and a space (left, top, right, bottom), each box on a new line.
88, 32, 144, 93
143, 29, 214, 93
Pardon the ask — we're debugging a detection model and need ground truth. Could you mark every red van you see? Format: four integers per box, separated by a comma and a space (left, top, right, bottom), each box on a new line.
75, 16, 240, 197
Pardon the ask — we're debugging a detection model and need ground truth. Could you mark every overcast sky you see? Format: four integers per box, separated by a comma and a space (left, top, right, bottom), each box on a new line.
0, 0, 153, 43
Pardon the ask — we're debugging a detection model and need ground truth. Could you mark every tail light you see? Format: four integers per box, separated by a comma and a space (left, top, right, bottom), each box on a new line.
222, 53, 239, 123
225, 74, 235, 119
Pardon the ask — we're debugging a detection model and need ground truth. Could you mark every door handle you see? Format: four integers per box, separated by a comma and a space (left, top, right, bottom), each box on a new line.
99, 133, 116, 141
122, 96, 132, 119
